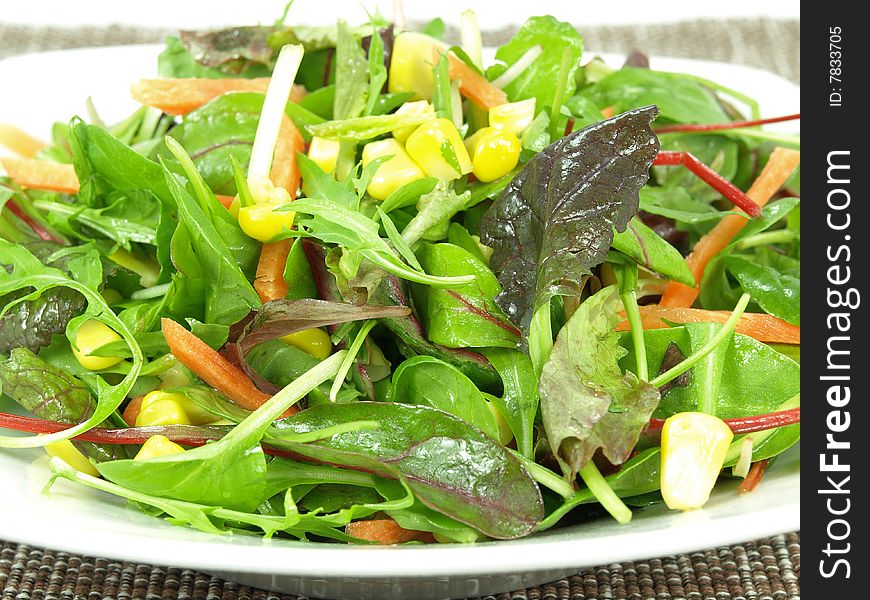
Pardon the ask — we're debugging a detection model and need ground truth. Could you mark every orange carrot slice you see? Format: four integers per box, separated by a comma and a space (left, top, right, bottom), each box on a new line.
0, 124, 48, 158
130, 78, 307, 116
0, 156, 79, 194
738, 459, 769, 493
600, 106, 616, 119
122, 395, 145, 427
215, 195, 235, 209
660, 147, 801, 308
270, 116, 305, 198
345, 519, 434, 544
616, 305, 800, 344
443, 52, 508, 110
255, 240, 292, 303
161, 318, 288, 414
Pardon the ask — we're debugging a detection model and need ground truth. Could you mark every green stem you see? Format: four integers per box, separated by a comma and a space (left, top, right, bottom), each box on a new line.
658, 128, 801, 148
649, 293, 751, 388
620, 289, 648, 381
329, 321, 376, 402
578, 462, 632, 524
130, 283, 171, 300
513, 452, 574, 499
736, 230, 799, 250
529, 302, 553, 378
549, 47, 572, 141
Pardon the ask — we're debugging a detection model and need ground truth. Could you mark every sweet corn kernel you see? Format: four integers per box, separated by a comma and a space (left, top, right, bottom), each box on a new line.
143, 390, 217, 425
101, 288, 123, 305
361, 138, 426, 200
135, 392, 191, 427
489, 98, 537, 135
281, 328, 333, 360
108, 249, 159, 287
248, 175, 292, 206
308, 136, 341, 174
660, 412, 734, 510
72, 319, 124, 371
388, 32, 449, 100
393, 101, 436, 143
468, 127, 521, 183
238, 204, 297, 242
134, 435, 186, 461
405, 118, 473, 181
44, 439, 100, 476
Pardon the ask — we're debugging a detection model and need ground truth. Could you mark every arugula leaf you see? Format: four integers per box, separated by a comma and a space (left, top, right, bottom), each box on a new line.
480, 348, 538, 460
411, 243, 519, 349
305, 112, 433, 142
296, 153, 358, 209
489, 16, 584, 108
333, 20, 369, 120
539, 287, 660, 479
0, 243, 143, 448
479, 107, 660, 334
401, 183, 470, 247
610, 217, 695, 286
363, 27, 387, 117
268, 402, 544, 539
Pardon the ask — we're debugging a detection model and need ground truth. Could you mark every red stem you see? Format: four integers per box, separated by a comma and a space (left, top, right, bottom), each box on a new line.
647, 407, 800, 435
738, 459, 769, 493
564, 117, 575, 136
5, 199, 62, 243
652, 151, 762, 217
654, 113, 800, 134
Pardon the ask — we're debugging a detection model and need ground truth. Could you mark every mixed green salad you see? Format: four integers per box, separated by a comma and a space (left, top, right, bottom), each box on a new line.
0, 7, 800, 544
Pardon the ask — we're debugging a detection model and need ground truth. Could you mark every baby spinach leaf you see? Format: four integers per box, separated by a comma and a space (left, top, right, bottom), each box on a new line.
610, 217, 695, 286
283, 239, 319, 302
97, 351, 345, 513
489, 16, 584, 109
480, 348, 538, 459
390, 356, 499, 439
411, 243, 519, 349
479, 107, 660, 334
268, 402, 544, 539
638, 186, 738, 225
724, 256, 800, 325
539, 287, 660, 479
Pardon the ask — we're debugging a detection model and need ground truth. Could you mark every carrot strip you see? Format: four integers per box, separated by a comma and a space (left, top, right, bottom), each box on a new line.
270, 116, 305, 198
600, 106, 616, 119
738, 459, 769, 493
255, 240, 292, 303
443, 53, 508, 110
345, 519, 434, 544
616, 305, 800, 344
0, 124, 48, 157
160, 318, 288, 414
130, 78, 307, 116
122, 395, 145, 427
660, 147, 801, 307
1, 156, 79, 194
216, 195, 235, 209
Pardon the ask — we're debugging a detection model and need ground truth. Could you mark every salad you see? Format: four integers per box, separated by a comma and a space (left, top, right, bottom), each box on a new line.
0, 6, 800, 545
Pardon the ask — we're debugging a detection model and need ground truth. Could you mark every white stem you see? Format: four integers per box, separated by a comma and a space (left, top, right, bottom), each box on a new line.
248, 44, 305, 180
392, 0, 406, 31
493, 45, 543, 89
450, 80, 464, 130
460, 9, 483, 70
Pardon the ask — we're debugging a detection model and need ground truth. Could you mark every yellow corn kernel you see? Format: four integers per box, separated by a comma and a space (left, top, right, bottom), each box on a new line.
44, 439, 100, 476
486, 400, 514, 445
393, 101, 436, 143
108, 249, 159, 287
134, 435, 186, 461
238, 204, 297, 242
143, 390, 217, 425
489, 98, 537, 135
361, 138, 426, 200
72, 319, 124, 371
660, 412, 734, 511
281, 328, 333, 360
388, 32, 450, 101
101, 288, 123, 305
248, 175, 292, 206
308, 136, 341, 174
135, 392, 191, 427
405, 118, 473, 181
468, 127, 521, 182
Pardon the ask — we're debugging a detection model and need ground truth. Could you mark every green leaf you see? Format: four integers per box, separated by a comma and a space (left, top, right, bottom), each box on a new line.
305, 112, 433, 142
432, 53, 453, 122
268, 402, 544, 539
725, 256, 800, 325
296, 152, 358, 209
611, 217, 695, 286
639, 185, 739, 224
391, 356, 500, 439
480, 348, 538, 459
401, 183, 470, 247
539, 286, 660, 479
333, 20, 369, 120
411, 243, 519, 348
489, 16, 584, 108
479, 107, 659, 335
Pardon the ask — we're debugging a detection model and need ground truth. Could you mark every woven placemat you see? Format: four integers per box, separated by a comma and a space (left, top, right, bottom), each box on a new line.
0, 17, 800, 600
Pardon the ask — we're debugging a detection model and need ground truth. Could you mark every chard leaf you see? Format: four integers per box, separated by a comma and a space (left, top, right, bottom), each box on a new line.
611, 217, 695, 286
539, 287, 660, 479
489, 16, 584, 108
0, 287, 85, 355
268, 402, 544, 539
390, 356, 500, 439
237, 298, 410, 352
479, 107, 660, 334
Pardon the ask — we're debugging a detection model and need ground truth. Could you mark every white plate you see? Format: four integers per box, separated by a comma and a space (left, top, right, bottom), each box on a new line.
0, 44, 799, 600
